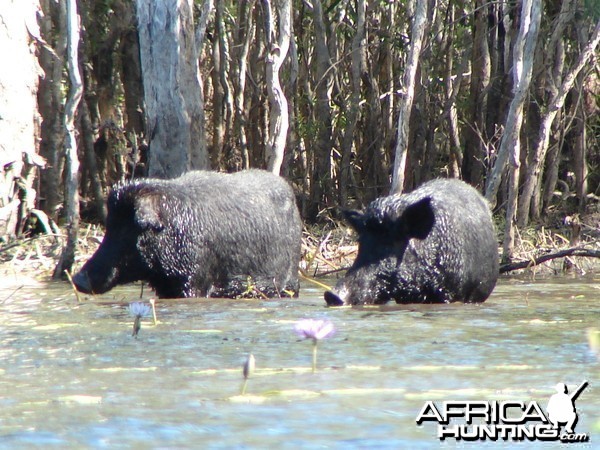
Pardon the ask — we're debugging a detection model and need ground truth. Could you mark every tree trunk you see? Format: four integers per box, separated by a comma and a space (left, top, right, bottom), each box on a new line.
444, 2, 463, 179
307, 0, 333, 220
136, 0, 209, 178
193, 0, 213, 174
485, 0, 541, 208
214, 0, 235, 170
339, 0, 365, 206
37, 0, 66, 221
79, 99, 107, 222
232, 0, 252, 170
462, 0, 491, 188
54, 0, 83, 278
517, 19, 600, 226
486, 0, 541, 261
0, 0, 42, 240
263, 0, 291, 175
118, 0, 145, 137
390, 0, 427, 194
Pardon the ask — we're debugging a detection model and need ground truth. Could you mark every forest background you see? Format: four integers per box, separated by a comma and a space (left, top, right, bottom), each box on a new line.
1, 0, 599, 278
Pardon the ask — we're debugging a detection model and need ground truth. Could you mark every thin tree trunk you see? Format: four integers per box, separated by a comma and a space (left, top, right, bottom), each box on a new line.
263, 0, 291, 175
54, 0, 82, 278
232, 0, 253, 170
282, 17, 298, 177
79, 99, 107, 222
486, 0, 541, 261
193, 0, 213, 173
444, 3, 462, 179
339, 0, 365, 206
485, 2, 541, 207
390, 0, 427, 194
307, 0, 333, 220
517, 19, 600, 226
214, 0, 235, 169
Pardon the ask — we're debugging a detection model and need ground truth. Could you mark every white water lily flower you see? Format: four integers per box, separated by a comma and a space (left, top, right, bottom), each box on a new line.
128, 302, 151, 318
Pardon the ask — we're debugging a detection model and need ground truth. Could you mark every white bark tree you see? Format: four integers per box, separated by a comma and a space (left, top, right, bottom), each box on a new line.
390, 0, 428, 194
263, 0, 291, 175
0, 0, 42, 240
484, 0, 541, 261
517, 18, 600, 226
136, 0, 210, 178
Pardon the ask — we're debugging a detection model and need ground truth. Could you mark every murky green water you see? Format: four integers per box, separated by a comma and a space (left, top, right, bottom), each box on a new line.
0, 275, 598, 448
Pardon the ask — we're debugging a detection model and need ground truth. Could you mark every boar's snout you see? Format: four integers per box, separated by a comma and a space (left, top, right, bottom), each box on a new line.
72, 270, 93, 294
324, 290, 344, 306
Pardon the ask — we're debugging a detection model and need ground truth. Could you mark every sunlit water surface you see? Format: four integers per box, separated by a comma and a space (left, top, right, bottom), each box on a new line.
0, 274, 598, 448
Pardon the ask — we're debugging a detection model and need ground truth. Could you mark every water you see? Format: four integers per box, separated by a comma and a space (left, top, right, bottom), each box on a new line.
0, 275, 598, 448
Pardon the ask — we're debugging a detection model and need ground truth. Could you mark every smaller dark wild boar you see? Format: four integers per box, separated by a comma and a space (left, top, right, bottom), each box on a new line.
324, 179, 498, 306
73, 170, 301, 298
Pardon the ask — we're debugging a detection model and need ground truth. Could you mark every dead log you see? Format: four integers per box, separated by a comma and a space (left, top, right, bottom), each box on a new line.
500, 247, 600, 273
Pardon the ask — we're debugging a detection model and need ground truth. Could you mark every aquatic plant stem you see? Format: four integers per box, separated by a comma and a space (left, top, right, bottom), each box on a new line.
132, 315, 141, 338
149, 298, 157, 325
241, 353, 255, 395
299, 270, 332, 292
64, 269, 82, 302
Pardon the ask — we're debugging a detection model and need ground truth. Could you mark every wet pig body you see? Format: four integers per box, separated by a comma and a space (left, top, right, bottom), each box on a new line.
73, 170, 301, 298
325, 179, 498, 305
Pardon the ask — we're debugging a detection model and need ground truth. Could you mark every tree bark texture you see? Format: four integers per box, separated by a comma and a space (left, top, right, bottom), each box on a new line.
491, 0, 541, 261
37, 0, 66, 220
263, 0, 291, 175
4, 0, 600, 238
136, 0, 209, 178
390, 0, 427, 194
462, 0, 491, 188
54, 0, 82, 278
485, 0, 541, 207
0, 0, 42, 239
307, 0, 334, 220
517, 19, 600, 226
339, 0, 366, 206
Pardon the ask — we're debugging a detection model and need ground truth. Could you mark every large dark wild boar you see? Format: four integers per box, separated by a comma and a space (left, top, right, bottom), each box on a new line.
324, 179, 498, 306
73, 170, 301, 298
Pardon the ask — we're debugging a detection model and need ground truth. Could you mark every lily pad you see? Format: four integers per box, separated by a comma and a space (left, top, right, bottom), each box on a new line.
90, 367, 158, 373
58, 395, 102, 405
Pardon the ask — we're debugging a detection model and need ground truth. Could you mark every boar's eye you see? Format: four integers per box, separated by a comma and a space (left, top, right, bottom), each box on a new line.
397, 196, 435, 240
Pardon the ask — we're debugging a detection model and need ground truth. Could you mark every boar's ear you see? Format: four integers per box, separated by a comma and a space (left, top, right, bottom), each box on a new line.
134, 195, 164, 231
399, 197, 435, 240
343, 209, 367, 233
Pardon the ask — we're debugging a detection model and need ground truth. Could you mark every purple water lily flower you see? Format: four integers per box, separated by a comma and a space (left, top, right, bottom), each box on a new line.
294, 319, 335, 341
294, 319, 335, 373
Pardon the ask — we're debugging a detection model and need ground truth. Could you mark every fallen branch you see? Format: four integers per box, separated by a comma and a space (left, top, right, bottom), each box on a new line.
500, 247, 600, 273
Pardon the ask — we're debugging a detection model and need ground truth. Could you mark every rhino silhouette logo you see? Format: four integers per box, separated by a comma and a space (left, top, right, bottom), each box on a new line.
546, 381, 588, 434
